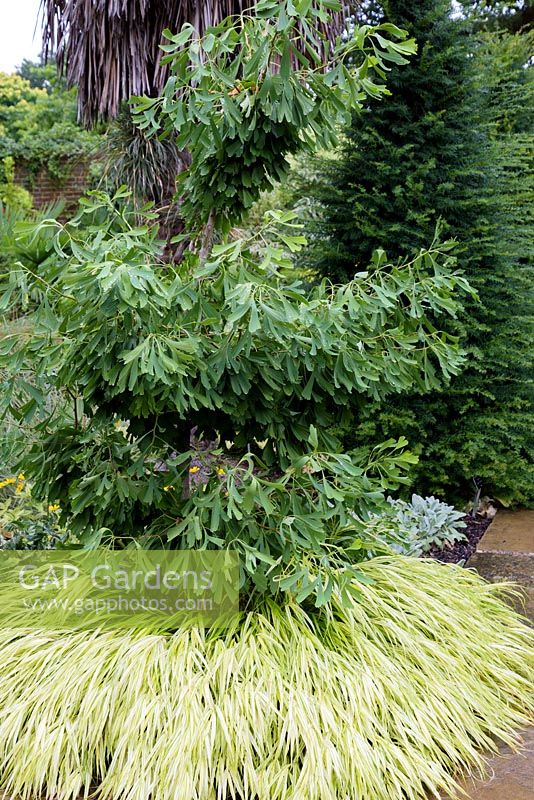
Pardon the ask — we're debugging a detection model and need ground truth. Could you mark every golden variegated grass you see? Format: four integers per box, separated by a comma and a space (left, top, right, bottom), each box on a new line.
0, 556, 532, 800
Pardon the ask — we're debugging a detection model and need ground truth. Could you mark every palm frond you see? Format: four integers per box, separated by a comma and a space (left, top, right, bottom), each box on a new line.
41, 1, 352, 127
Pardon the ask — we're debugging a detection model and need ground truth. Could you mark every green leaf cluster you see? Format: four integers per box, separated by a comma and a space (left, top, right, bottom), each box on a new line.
0, 477, 67, 551
0, 186, 470, 603
368, 493, 467, 556
0, 64, 100, 189
132, 0, 416, 232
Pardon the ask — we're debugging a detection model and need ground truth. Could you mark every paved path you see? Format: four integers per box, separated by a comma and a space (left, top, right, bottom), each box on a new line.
454, 727, 534, 800
469, 509, 534, 621
477, 509, 534, 554
448, 510, 534, 799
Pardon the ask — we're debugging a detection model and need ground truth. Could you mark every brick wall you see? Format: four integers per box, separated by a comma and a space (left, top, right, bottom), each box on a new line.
14, 158, 92, 214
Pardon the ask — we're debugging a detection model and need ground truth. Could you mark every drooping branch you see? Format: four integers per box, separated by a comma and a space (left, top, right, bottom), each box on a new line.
40, 0, 353, 127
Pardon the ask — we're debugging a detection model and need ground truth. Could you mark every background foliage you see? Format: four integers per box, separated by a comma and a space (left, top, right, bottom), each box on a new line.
0, 61, 100, 189
299, 0, 534, 505
0, 473, 66, 550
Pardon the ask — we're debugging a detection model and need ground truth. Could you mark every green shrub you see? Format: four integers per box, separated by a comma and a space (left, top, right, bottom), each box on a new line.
0, 3, 473, 606
0, 199, 65, 321
0, 73, 47, 138
0, 157, 32, 211
0, 474, 67, 550
0, 192, 471, 602
0, 63, 101, 188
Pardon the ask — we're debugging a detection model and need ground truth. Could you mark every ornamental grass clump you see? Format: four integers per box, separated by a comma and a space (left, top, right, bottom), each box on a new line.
0, 2, 532, 798
0, 558, 532, 800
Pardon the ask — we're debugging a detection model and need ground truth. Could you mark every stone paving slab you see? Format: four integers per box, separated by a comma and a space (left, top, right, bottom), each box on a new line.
451, 727, 534, 800
478, 510, 534, 554
469, 509, 534, 623
456, 510, 534, 798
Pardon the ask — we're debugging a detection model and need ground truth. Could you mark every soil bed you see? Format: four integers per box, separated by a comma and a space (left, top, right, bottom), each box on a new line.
428, 515, 492, 564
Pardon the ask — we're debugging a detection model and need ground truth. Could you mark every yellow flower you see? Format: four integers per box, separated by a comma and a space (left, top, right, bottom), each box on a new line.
114, 419, 129, 434
189, 466, 200, 474
15, 483, 24, 494
48, 504, 61, 513
163, 485, 174, 492
216, 468, 226, 476
17, 473, 25, 481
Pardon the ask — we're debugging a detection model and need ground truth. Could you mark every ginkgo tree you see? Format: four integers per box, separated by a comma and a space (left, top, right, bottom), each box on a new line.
1, 6, 533, 800
1, 0, 471, 605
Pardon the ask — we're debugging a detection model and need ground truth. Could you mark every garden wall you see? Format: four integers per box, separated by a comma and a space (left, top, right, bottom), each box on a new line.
14, 158, 91, 214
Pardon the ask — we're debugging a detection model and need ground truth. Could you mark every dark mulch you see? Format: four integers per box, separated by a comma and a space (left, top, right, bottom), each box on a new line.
427, 514, 493, 565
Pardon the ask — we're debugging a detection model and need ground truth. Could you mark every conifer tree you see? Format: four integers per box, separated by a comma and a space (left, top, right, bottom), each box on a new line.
306, 0, 533, 505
